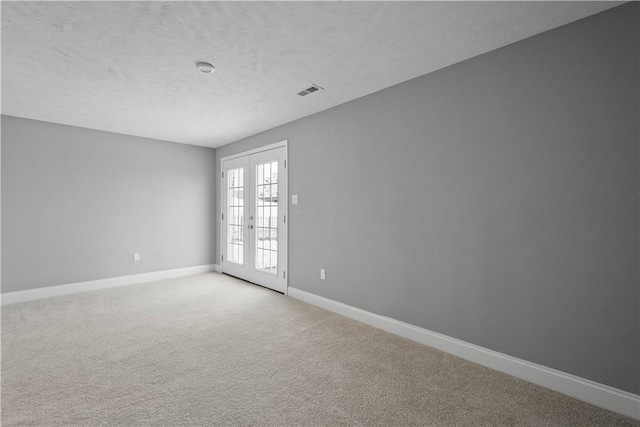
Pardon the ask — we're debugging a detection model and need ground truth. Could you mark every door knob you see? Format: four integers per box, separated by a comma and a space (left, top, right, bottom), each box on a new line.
248, 225, 254, 229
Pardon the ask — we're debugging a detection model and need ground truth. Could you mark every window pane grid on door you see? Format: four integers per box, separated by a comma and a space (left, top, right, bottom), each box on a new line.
255, 161, 278, 274
227, 167, 244, 265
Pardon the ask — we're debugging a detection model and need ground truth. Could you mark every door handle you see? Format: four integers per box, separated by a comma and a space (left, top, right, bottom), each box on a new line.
248, 225, 254, 229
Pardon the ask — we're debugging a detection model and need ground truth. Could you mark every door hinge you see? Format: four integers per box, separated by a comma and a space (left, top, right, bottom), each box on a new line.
283, 271, 286, 279
221, 254, 224, 262
284, 159, 286, 168
284, 214, 286, 224
222, 171, 224, 179
222, 213, 224, 220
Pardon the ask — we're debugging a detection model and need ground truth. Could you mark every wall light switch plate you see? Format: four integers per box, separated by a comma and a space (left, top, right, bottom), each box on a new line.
133, 253, 140, 262
292, 194, 299, 204
320, 269, 326, 280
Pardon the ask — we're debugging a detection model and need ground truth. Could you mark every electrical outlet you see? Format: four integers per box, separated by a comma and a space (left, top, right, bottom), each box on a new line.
320, 269, 326, 280
292, 194, 299, 205
133, 253, 140, 262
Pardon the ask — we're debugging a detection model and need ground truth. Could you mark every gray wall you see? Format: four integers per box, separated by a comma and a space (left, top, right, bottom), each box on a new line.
2, 116, 216, 292
216, 4, 639, 394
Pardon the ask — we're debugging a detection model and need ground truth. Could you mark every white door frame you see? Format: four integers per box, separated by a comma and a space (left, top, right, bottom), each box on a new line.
220, 140, 288, 294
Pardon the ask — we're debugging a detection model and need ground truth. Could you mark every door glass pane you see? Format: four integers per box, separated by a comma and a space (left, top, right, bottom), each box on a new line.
255, 160, 278, 274
227, 167, 244, 265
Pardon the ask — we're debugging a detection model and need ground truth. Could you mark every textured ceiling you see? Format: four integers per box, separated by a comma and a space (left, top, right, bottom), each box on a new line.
1, 1, 621, 148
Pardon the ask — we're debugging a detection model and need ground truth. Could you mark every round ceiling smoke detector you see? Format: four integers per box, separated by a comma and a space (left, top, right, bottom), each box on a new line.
196, 62, 215, 74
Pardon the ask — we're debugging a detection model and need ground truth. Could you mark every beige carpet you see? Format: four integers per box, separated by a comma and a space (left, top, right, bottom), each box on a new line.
1, 273, 637, 426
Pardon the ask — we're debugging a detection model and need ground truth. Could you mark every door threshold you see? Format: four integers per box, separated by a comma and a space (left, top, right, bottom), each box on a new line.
222, 273, 285, 295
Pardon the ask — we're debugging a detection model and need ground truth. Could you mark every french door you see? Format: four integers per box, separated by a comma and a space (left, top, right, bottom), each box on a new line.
221, 144, 287, 293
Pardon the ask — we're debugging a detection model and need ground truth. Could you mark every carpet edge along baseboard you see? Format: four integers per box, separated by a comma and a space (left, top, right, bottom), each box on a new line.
288, 287, 640, 421
0, 264, 220, 305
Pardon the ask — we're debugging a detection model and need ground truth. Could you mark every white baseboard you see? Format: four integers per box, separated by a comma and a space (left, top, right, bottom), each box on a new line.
288, 287, 640, 421
213, 264, 222, 273
1, 264, 218, 305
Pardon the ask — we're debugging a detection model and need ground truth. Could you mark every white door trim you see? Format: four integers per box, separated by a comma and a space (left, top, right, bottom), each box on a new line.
220, 141, 289, 294
220, 140, 288, 162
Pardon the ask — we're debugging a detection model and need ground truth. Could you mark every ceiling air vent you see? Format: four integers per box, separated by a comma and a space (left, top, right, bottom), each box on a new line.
297, 84, 323, 97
